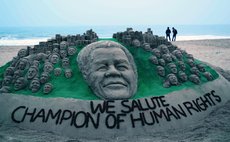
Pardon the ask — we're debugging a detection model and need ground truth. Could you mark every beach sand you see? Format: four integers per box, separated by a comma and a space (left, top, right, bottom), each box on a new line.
172, 39, 230, 71
0, 45, 28, 66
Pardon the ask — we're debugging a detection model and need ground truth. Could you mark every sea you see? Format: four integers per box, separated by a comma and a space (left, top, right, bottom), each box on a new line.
0, 25, 230, 141
1, 25, 230, 45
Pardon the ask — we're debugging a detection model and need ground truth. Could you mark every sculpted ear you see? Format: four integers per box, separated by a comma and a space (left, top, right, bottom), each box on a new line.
77, 59, 89, 81
82, 69, 88, 80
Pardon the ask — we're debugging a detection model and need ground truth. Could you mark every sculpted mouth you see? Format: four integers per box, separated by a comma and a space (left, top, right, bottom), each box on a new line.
103, 81, 127, 88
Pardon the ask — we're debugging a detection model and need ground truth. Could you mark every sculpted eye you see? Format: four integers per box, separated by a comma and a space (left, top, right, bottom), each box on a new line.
117, 65, 128, 71
97, 65, 108, 71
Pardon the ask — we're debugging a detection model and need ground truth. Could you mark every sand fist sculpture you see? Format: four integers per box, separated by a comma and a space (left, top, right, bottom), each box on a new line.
77, 40, 138, 100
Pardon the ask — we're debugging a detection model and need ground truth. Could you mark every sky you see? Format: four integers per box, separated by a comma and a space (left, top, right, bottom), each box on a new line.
0, 0, 229, 26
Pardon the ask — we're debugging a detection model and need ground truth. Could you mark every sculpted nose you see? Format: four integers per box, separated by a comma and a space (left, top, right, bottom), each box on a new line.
105, 66, 121, 77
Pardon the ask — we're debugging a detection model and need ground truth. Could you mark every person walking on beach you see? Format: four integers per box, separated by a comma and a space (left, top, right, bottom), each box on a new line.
172, 27, 178, 41
165, 27, 171, 41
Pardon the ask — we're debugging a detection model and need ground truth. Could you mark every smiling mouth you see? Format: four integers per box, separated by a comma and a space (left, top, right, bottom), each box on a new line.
103, 82, 127, 89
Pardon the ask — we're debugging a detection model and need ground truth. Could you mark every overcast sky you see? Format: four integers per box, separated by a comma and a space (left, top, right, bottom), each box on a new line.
0, 0, 229, 26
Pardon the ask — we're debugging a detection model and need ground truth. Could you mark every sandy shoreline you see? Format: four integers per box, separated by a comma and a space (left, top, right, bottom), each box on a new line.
0, 39, 230, 71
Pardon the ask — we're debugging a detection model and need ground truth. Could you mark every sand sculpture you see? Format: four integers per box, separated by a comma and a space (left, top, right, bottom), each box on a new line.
0, 29, 98, 94
113, 28, 215, 88
77, 40, 138, 100
0, 28, 229, 140
0, 28, 216, 96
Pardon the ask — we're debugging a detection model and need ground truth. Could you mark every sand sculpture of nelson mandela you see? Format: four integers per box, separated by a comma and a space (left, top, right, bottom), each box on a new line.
77, 40, 138, 100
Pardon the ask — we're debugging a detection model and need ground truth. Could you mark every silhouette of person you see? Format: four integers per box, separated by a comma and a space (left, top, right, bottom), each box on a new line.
165, 27, 171, 41
172, 27, 178, 41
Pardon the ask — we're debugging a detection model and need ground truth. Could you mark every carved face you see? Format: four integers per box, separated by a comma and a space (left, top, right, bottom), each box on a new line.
62, 58, 70, 68
178, 61, 186, 71
187, 54, 194, 60
50, 54, 59, 64
3, 76, 12, 86
5, 67, 14, 76
175, 50, 183, 59
17, 60, 27, 70
36, 53, 46, 61
169, 64, 177, 74
43, 83, 53, 94
153, 49, 161, 58
197, 64, 206, 72
54, 68, 62, 76
87, 48, 137, 100
158, 59, 165, 66
33, 60, 40, 67
27, 67, 38, 80
149, 56, 158, 65
143, 43, 151, 51
40, 72, 49, 84
43, 63, 54, 73
179, 72, 187, 82
161, 45, 169, 54
190, 67, 200, 76
18, 49, 27, 58
60, 41, 67, 50
14, 77, 26, 91
13, 70, 23, 80
67, 47, 77, 56
187, 59, 195, 67
168, 74, 178, 85
157, 66, 165, 77
30, 79, 41, 93
189, 74, 200, 84
60, 50, 67, 58
203, 72, 213, 81
163, 54, 172, 63
65, 69, 72, 78
132, 39, 141, 47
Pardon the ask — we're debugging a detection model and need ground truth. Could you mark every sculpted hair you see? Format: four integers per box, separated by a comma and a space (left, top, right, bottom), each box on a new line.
77, 40, 138, 81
